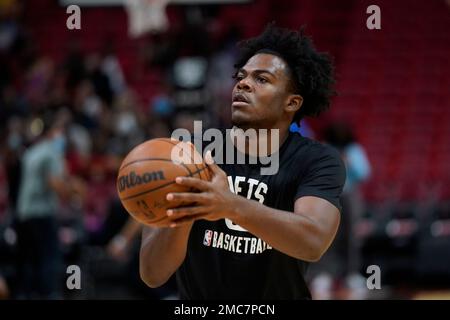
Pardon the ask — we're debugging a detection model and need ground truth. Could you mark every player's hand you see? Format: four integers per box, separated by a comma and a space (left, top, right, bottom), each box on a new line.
165, 151, 240, 227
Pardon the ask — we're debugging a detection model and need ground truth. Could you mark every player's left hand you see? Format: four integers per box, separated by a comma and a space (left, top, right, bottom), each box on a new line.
165, 151, 240, 227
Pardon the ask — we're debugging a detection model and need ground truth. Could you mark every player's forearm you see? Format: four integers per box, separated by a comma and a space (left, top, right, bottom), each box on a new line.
230, 197, 329, 262
139, 224, 192, 288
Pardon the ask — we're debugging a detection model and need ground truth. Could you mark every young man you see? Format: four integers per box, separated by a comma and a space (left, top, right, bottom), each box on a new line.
15, 110, 85, 299
140, 24, 346, 299
15, 113, 69, 299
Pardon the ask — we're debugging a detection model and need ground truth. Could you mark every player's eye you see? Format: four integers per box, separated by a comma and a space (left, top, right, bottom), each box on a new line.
233, 74, 244, 81
256, 76, 268, 84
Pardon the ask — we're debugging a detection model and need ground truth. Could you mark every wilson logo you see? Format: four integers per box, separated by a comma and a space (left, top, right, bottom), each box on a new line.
118, 170, 165, 192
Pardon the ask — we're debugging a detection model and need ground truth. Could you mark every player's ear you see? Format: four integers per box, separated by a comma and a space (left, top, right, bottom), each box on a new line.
285, 94, 303, 113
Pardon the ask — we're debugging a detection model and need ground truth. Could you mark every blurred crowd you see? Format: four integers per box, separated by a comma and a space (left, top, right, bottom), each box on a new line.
0, 1, 252, 299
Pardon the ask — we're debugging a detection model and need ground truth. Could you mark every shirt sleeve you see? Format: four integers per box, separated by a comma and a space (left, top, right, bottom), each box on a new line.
295, 145, 346, 211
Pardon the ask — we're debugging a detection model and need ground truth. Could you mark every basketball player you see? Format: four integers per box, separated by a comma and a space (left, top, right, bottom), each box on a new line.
140, 24, 346, 299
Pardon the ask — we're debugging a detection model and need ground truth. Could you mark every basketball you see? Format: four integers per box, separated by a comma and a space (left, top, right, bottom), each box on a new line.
116, 138, 211, 227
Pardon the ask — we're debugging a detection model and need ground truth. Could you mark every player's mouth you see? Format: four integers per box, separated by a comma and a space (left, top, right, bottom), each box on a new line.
232, 93, 251, 107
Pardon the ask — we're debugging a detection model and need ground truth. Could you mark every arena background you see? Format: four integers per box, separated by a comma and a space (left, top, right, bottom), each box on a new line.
0, 0, 449, 300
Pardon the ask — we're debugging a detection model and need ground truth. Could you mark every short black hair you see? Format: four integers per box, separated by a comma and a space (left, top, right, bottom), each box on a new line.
234, 23, 336, 122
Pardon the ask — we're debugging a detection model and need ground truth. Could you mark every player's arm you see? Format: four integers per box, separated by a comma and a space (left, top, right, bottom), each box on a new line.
165, 151, 342, 262
222, 195, 339, 262
139, 223, 193, 288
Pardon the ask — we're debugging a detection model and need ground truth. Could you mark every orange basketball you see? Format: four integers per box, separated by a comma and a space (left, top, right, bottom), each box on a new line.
116, 138, 211, 227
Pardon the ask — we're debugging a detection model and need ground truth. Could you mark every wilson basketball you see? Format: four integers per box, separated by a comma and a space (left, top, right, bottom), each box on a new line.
117, 138, 211, 227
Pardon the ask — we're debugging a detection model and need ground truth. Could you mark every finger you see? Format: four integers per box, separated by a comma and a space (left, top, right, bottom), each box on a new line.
186, 141, 195, 149
166, 192, 209, 204
169, 213, 208, 228
164, 199, 194, 209
175, 176, 210, 191
148, 218, 173, 228
204, 150, 225, 177
166, 206, 207, 219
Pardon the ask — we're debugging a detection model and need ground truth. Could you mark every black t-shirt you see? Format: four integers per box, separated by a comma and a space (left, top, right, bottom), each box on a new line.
176, 130, 346, 299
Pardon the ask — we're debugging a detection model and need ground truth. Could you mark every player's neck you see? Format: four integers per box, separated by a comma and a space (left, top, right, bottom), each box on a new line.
230, 125, 289, 156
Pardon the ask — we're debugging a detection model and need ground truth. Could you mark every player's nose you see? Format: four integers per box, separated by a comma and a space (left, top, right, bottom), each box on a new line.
237, 78, 251, 92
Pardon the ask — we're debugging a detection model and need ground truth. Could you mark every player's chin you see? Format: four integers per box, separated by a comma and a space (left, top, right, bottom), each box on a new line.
231, 110, 253, 127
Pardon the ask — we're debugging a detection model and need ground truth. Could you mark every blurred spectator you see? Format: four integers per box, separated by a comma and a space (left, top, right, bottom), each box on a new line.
324, 123, 371, 194
72, 80, 103, 130
150, 92, 174, 119
23, 57, 54, 112
310, 122, 371, 298
106, 216, 142, 263
100, 42, 127, 96
14, 111, 78, 299
146, 116, 171, 140
0, 0, 23, 54
207, 26, 240, 127
86, 53, 114, 106
107, 212, 178, 299
63, 40, 85, 89
0, 273, 9, 299
110, 89, 146, 156
3, 116, 24, 213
